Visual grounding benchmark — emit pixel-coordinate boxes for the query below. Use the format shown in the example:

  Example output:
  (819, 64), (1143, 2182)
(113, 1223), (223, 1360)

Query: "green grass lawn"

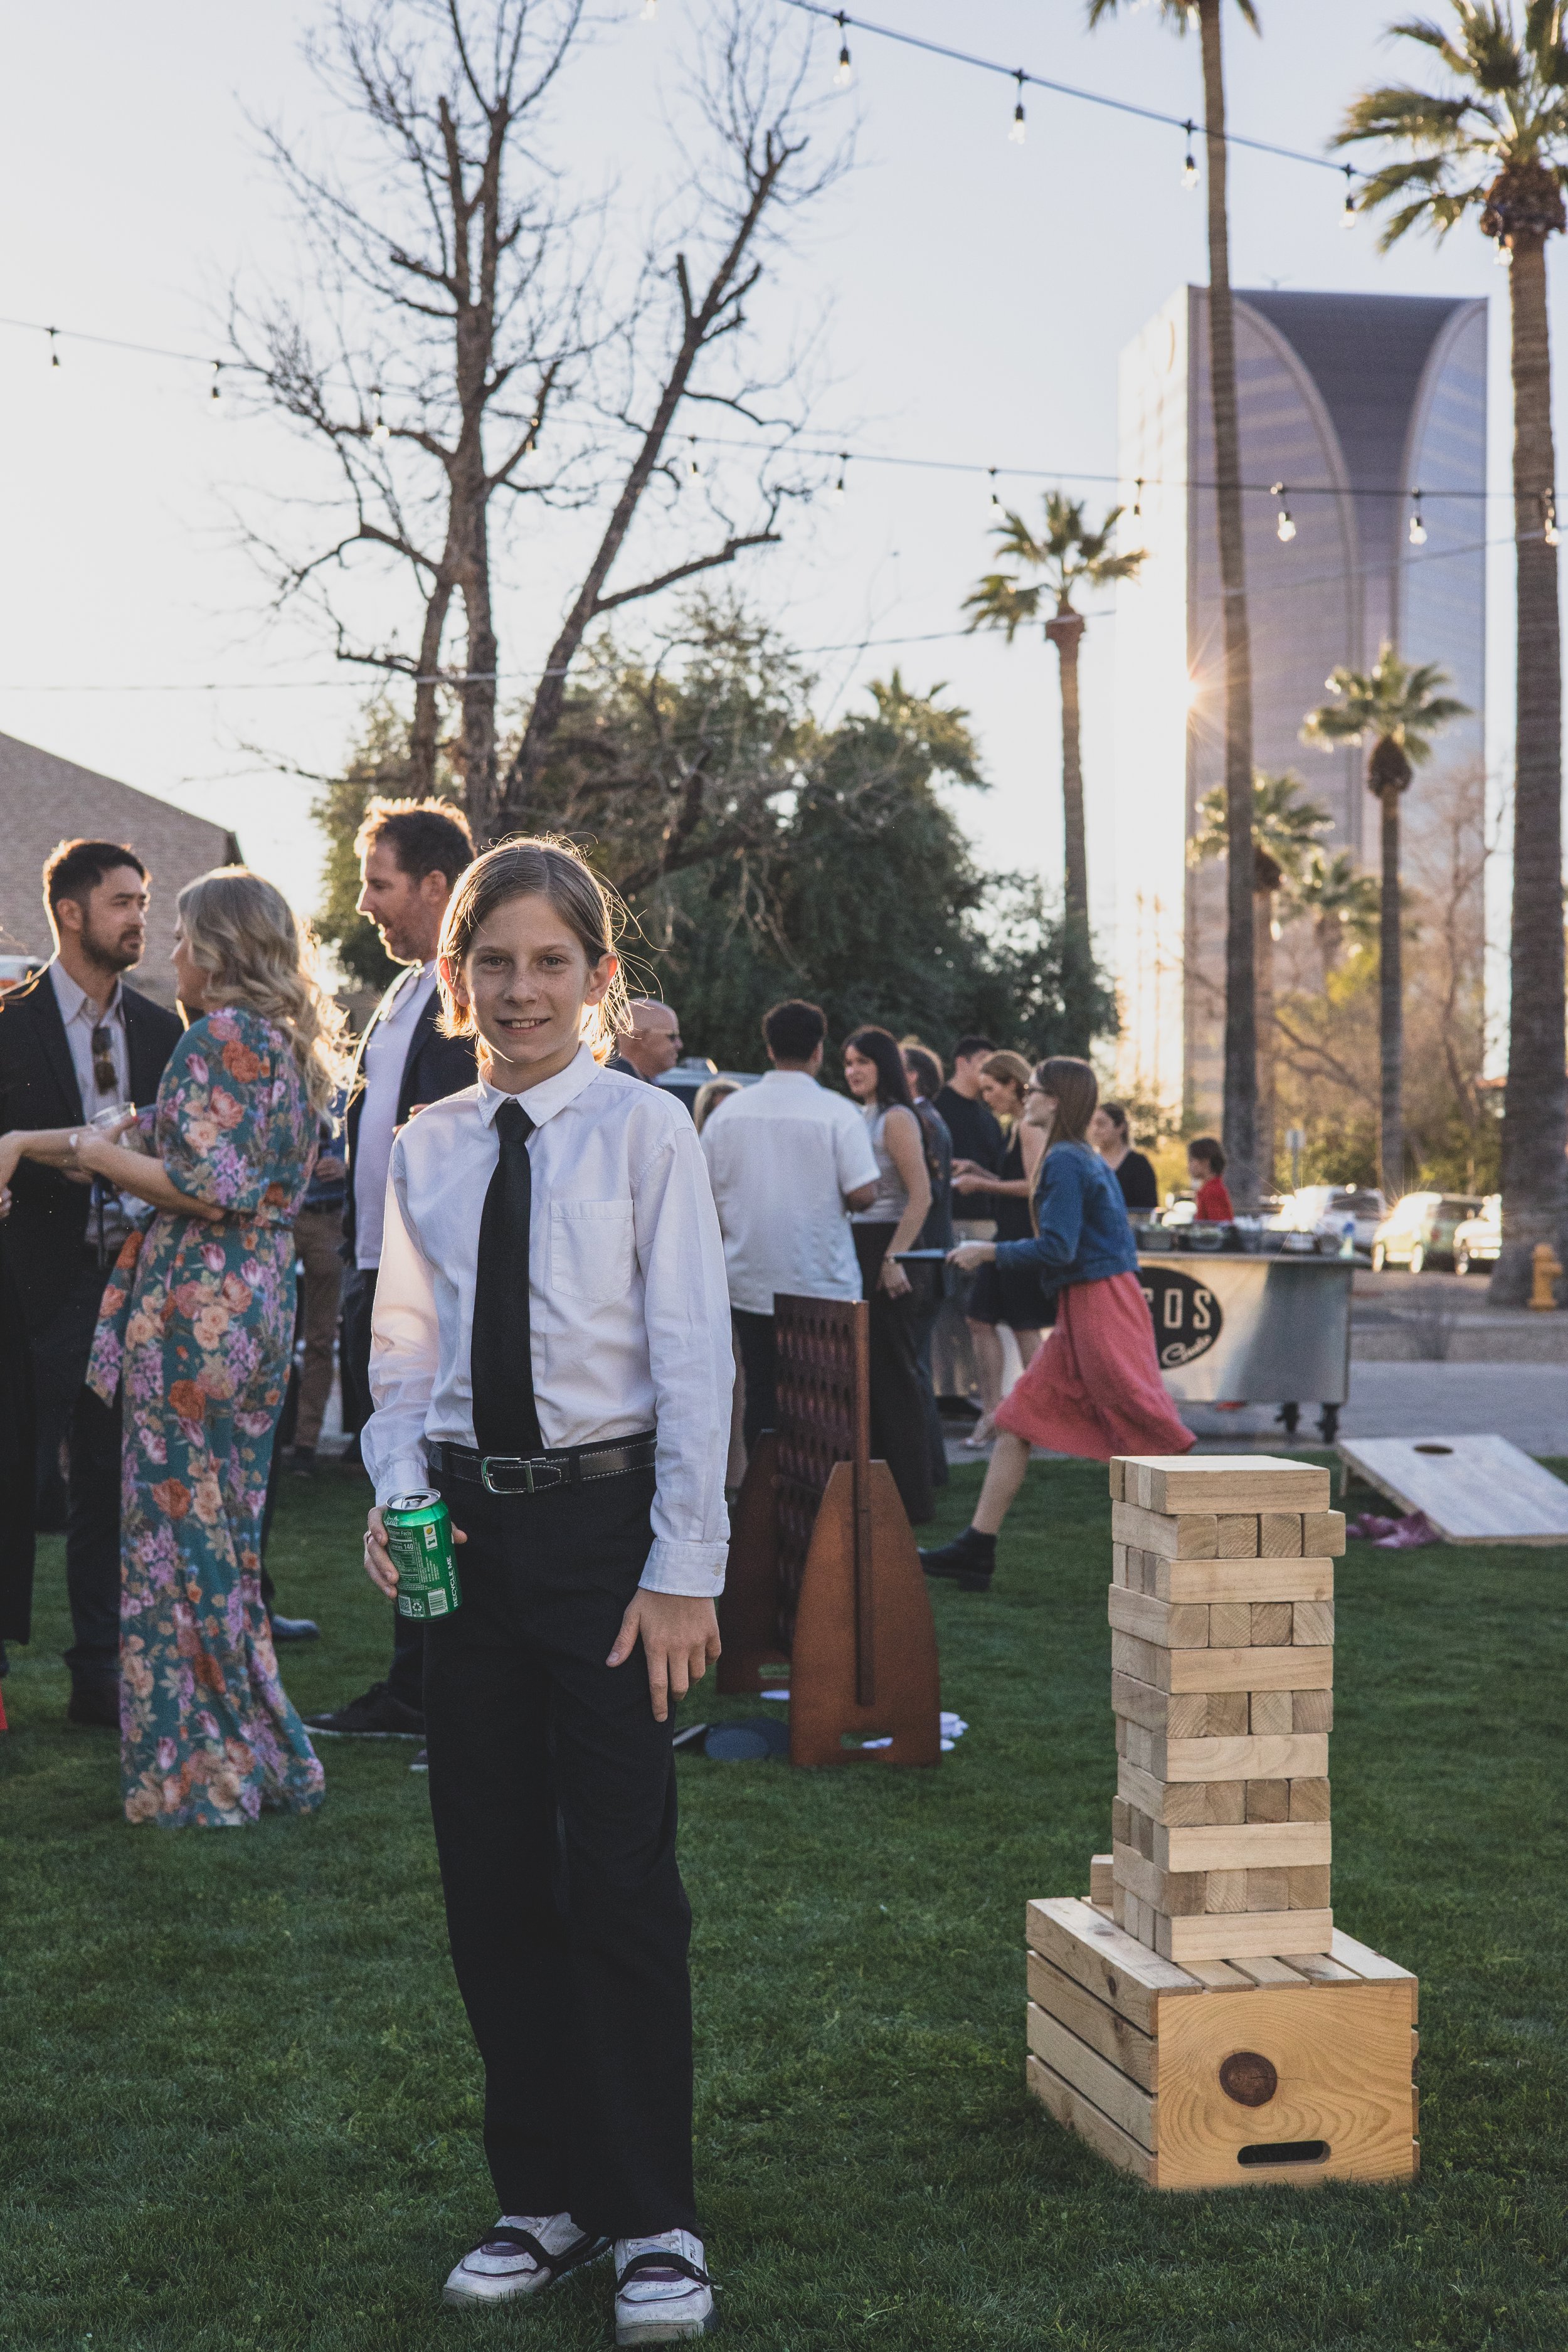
(2, 1454), (1565, 2351)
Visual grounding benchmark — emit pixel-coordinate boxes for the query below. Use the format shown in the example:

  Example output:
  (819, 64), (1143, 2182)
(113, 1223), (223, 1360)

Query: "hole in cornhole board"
(1237, 2140), (1330, 2168)
(702, 1718), (791, 1762)
(1337, 1432), (1568, 1544)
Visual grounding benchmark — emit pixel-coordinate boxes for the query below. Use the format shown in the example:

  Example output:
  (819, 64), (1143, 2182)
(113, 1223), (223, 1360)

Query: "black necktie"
(470, 1098), (544, 1459)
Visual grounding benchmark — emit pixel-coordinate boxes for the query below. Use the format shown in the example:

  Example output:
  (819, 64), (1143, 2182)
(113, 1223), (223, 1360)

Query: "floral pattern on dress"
(88, 1007), (326, 1829)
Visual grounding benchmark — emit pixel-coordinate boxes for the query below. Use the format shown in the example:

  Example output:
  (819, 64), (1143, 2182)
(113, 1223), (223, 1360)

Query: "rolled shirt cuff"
(638, 1537), (729, 1597)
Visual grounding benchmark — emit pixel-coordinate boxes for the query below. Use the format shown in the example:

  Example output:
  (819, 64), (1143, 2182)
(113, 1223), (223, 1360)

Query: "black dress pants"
(852, 1223), (935, 1525)
(731, 1307), (777, 1454)
(423, 1463), (696, 2238)
(342, 1263), (425, 1711)
(28, 1254), (123, 1690)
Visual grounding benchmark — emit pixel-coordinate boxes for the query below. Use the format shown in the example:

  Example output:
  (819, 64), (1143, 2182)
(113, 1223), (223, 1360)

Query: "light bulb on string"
(834, 13), (851, 87)
(1271, 482), (1296, 543)
(1009, 71), (1026, 145)
(829, 455), (847, 505)
(1495, 237), (1512, 267)
(370, 388), (391, 446)
(209, 362), (223, 406)
(1342, 166), (1356, 229)
(687, 435), (700, 482)
(988, 467), (1001, 517)
(1407, 491), (1426, 547)
(1182, 124), (1197, 188)
(1132, 477), (1143, 518)
(1543, 489), (1560, 547)
(47, 327), (60, 371)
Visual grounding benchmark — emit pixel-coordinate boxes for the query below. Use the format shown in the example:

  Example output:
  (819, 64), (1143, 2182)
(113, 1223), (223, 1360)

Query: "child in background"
(1187, 1135), (1234, 1224)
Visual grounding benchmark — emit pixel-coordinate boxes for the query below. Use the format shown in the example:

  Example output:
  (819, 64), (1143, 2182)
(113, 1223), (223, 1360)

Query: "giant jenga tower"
(1027, 1455), (1419, 2190)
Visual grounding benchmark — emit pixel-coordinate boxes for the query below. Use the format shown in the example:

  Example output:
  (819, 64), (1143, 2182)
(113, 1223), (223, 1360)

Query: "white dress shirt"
(354, 961), (437, 1269)
(50, 960), (130, 1115)
(699, 1069), (880, 1315)
(363, 1044), (733, 1596)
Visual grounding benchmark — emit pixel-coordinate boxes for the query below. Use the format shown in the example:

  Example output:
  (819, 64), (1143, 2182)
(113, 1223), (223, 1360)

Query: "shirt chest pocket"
(548, 1199), (635, 1306)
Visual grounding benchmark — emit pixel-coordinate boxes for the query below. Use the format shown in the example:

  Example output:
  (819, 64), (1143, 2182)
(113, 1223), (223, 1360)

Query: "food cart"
(1135, 1230), (1352, 1441)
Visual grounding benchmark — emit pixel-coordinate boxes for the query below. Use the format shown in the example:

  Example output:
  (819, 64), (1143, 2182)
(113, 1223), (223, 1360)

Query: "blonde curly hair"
(176, 867), (350, 1120)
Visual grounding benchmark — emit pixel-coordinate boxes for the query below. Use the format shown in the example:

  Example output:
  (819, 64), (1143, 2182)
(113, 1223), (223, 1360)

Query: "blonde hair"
(980, 1049), (1033, 1107)
(693, 1076), (741, 1133)
(176, 868), (349, 1120)
(437, 835), (632, 1063)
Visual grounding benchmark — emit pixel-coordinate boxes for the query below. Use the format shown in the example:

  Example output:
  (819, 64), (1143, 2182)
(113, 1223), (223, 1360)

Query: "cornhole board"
(1337, 1433), (1568, 1545)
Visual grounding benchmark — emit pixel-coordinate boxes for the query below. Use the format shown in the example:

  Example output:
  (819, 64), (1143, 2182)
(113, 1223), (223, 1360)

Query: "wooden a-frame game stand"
(716, 1293), (940, 1767)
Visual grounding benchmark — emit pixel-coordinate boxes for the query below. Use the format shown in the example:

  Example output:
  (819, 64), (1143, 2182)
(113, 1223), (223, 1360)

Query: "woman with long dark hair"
(843, 1024), (934, 1523)
(919, 1056), (1192, 1592)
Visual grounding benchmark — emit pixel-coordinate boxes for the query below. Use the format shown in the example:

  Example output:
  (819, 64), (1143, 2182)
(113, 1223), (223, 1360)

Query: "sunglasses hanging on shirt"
(91, 1023), (118, 1096)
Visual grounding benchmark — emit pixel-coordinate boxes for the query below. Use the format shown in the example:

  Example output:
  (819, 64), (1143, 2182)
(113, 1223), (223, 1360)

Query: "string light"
(1271, 482), (1296, 543)
(1010, 70), (1026, 145)
(1495, 238), (1512, 267)
(48, 327), (60, 371)
(988, 467), (1001, 515)
(1407, 491), (1426, 546)
(1132, 477), (1143, 517)
(687, 435), (700, 480)
(1543, 489), (1560, 547)
(370, 388), (390, 445)
(1342, 166), (1356, 229)
(209, 362), (223, 405)
(1183, 124), (1198, 188)
(829, 454), (847, 503)
(834, 12), (852, 86)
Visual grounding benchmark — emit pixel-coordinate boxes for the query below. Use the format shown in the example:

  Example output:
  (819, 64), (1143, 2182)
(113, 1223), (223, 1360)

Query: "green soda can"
(383, 1492), (462, 1621)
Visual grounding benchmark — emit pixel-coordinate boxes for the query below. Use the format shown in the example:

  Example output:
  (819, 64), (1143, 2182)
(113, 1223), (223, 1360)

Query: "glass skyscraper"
(1113, 285), (1486, 1126)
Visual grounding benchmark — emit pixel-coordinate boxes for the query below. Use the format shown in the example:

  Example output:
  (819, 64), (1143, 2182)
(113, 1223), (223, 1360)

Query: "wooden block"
(1203, 1870), (1247, 1912)
(1107, 1587), (1211, 1650)
(1089, 1853), (1114, 1907)
(1159, 1907), (1334, 1963)
(1289, 1777), (1331, 1822)
(1205, 1693), (1249, 1738)
(1293, 1599), (1335, 1648)
(1278, 1949), (1360, 1984)
(1112, 1502), (1217, 1559)
(1251, 1601), (1294, 1646)
(1111, 1794), (1131, 1848)
(1027, 1949), (1157, 2090)
(1183, 1958), (1253, 1988)
(1246, 1779), (1290, 1823)
(1112, 1541), (1129, 1587)
(1216, 1515), (1260, 1556)
(1121, 1719), (1153, 1772)
(1292, 1689), (1334, 1734)
(1157, 1557), (1335, 1605)
(1290, 1865), (1333, 1909)
(1208, 1602), (1253, 1649)
(1026, 2053), (1154, 2183)
(1303, 1509), (1347, 1557)
(1027, 2001), (1158, 2149)
(1260, 1512), (1305, 1557)
(1159, 1820), (1331, 1873)
(1128, 1805), (1155, 1860)
(1246, 1868), (1291, 1912)
(1250, 1690), (1293, 1736)
(1117, 1643), (1333, 1698)
(1138, 1456), (1332, 1515)
(1205, 1779), (1246, 1823)
(1226, 1954), (1310, 1986)
(1160, 1732), (1329, 1784)
(1111, 1879), (1127, 1929)
(1108, 1458), (1127, 1502)
(1025, 1897), (1203, 2032)
(1113, 1841), (1207, 1915)
(1112, 1668), (1210, 1737)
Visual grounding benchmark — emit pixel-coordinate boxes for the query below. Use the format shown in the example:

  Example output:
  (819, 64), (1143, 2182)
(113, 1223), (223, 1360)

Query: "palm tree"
(1192, 771), (1333, 1186)
(963, 496), (1146, 1041)
(1293, 849), (1382, 987)
(1303, 644), (1470, 1193)
(1089, 0), (1263, 1204)
(1337, 4), (1567, 1295)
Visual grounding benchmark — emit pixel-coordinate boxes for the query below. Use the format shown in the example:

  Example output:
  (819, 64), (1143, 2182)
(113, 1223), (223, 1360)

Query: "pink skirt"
(993, 1271), (1195, 1462)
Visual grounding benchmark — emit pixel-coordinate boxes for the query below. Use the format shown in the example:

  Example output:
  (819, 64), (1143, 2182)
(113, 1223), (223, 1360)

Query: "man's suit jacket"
(341, 971), (478, 1262)
(0, 967), (183, 1330)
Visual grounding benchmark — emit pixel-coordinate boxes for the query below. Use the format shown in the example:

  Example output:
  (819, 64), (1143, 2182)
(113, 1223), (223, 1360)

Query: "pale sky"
(0, 0), (1539, 960)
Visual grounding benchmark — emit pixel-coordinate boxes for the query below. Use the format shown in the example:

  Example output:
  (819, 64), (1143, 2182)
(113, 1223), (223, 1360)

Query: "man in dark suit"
(306, 797), (477, 1743)
(0, 839), (183, 1726)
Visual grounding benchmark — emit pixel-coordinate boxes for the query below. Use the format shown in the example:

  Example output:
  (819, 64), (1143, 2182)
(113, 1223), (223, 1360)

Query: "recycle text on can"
(383, 1492), (462, 1621)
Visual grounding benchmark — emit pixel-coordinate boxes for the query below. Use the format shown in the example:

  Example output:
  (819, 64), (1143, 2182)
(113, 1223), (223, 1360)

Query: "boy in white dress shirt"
(361, 839), (731, 2343)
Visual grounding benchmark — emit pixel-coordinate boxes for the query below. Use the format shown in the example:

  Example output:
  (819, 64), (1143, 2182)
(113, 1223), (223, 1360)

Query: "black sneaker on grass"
(918, 1527), (995, 1592)
(304, 1679), (425, 1738)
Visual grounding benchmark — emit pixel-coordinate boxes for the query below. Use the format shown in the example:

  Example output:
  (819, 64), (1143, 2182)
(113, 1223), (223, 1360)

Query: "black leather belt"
(428, 1433), (657, 1496)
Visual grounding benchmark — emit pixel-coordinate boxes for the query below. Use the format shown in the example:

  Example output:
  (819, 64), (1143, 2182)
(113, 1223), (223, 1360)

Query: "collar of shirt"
(474, 1041), (602, 1130)
(50, 961), (124, 1028)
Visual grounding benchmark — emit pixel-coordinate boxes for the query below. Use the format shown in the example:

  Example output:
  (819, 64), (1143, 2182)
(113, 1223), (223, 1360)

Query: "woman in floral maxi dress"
(68, 870), (346, 1826)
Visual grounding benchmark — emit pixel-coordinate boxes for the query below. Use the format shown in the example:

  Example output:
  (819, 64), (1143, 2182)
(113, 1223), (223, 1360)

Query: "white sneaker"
(442, 2211), (609, 2307)
(613, 2230), (716, 2343)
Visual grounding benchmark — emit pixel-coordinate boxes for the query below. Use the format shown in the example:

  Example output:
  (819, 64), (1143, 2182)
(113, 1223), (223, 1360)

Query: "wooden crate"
(1025, 1895), (1418, 2191)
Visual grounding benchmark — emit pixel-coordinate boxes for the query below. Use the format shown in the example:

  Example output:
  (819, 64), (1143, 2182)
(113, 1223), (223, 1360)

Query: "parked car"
(1453, 1194), (1502, 1276)
(1271, 1184), (1387, 1256)
(1370, 1191), (1484, 1273)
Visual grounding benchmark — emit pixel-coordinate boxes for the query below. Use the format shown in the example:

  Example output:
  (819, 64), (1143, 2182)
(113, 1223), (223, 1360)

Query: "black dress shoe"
(918, 1528), (996, 1592)
(304, 1679), (425, 1739)
(287, 1444), (317, 1476)
(269, 1614), (320, 1644)
(66, 1683), (120, 1730)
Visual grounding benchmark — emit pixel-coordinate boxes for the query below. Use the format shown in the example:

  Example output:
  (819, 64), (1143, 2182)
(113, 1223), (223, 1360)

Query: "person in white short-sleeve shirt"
(699, 997), (878, 1452)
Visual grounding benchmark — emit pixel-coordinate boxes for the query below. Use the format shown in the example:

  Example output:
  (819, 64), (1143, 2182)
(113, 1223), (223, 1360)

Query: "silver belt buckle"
(480, 1453), (565, 1495)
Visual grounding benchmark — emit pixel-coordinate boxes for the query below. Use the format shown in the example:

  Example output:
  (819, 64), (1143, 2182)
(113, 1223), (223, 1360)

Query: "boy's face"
(1188, 1154), (1211, 1186)
(444, 891), (615, 1093)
